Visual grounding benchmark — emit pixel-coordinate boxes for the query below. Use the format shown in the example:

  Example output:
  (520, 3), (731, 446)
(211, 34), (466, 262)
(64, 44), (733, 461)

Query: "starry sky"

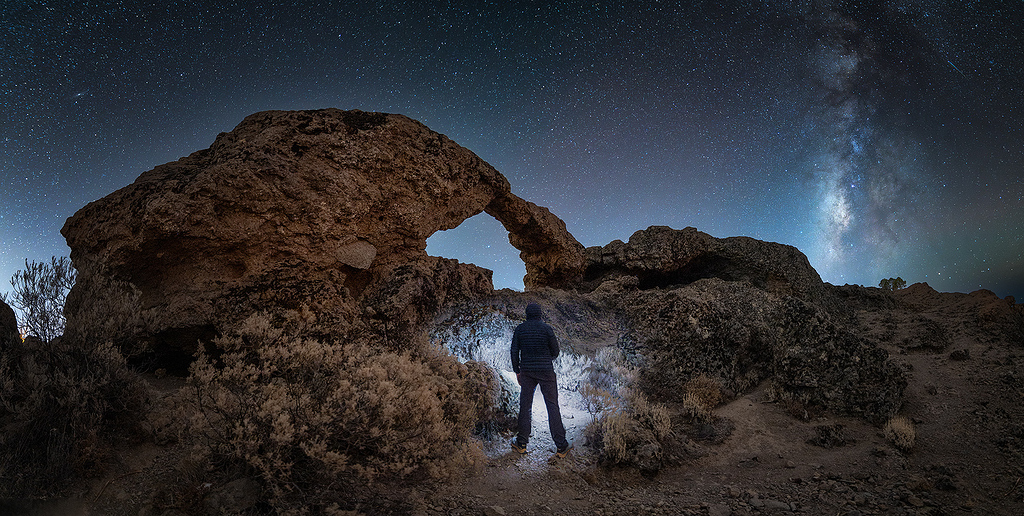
(2, 0), (1022, 301)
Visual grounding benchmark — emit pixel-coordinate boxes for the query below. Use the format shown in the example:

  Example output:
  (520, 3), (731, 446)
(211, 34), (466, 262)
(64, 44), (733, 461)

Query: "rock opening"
(431, 305), (594, 453)
(426, 213), (526, 291)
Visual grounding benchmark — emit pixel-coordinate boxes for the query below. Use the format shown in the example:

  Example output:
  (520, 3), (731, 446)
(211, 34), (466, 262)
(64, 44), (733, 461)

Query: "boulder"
(61, 109), (583, 354)
(582, 225), (836, 310)
(607, 278), (906, 423)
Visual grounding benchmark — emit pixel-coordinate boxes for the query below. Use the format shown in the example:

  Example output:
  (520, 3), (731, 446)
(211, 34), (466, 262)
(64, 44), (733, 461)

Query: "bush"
(581, 347), (672, 473)
(2, 257), (76, 342)
(680, 374), (722, 424)
(597, 389), (672, 473)
(176, 314), (493, 513)
(879, 277), (907, 292)
(884, 415), (916, 452)
(0, 336), (149, 499)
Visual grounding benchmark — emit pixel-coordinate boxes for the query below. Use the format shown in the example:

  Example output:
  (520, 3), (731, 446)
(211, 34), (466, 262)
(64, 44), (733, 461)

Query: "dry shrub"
(680, 374), (722, 423)
(596, 389), (672, 474)
(884, 415), (916, 452)
(581, 347), (672, 473)
(0, 336), (149, 499)
(808, 423), (849, 448)
(179, 314), (492, 513)
(587, 347), (637, 393)
(580, 382), (619, 425)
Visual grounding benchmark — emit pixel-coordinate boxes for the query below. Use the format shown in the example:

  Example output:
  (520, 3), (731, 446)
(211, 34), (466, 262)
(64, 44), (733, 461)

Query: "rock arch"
(62, 109), (583, 347)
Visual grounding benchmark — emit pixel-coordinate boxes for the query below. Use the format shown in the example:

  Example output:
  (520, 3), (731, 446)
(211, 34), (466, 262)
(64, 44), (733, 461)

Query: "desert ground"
(11, 284), (1023, 516)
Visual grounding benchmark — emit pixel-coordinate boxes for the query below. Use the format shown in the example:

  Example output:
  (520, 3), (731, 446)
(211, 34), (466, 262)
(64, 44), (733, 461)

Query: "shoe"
(554, 444), (573, 458)
(511, 440), (527, 454)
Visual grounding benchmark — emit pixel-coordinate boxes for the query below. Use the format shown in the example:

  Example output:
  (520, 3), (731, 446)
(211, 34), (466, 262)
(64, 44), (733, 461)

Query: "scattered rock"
(708, 503), (732, 516)
(763, 498), (792, 511)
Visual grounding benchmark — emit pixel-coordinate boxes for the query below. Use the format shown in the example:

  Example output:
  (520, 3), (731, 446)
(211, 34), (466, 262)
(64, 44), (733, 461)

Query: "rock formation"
(1, 298), (17, 347)
(582, 225), (836, 309)
(574, 226), (906, 422)
(62, 109), (583, 354)
(61, 107), (910, 423)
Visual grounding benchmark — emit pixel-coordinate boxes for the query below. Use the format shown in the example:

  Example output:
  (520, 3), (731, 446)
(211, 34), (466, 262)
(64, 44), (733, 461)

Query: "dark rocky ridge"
(582, 225), (832, 306)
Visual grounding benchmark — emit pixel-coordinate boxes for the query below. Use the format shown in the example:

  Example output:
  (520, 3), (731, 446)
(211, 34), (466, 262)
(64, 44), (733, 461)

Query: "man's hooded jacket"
(511, 302), (560, 373)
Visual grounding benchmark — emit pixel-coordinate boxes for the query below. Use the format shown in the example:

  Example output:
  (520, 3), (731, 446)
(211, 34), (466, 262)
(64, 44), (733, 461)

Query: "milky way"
(2, 0), (1022, 303)
(804, 4), (929, 284)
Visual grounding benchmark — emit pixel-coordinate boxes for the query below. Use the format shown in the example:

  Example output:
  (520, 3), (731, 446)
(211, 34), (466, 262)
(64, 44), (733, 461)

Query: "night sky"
(2, 1), (1022, 301)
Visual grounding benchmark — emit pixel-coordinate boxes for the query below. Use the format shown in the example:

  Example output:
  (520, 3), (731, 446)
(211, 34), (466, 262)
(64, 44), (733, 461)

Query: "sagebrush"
(680, 374), (723, 424)
(2, 256), (76, 342)
(173, 313), (495, 513)
(0, 335), (149, 499)
(581, 347), (672, 473)
(598, 389), (672, 470)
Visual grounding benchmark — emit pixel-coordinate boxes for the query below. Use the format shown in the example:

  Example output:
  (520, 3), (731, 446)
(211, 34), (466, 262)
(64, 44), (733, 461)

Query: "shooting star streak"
(947, 60), (967, 77)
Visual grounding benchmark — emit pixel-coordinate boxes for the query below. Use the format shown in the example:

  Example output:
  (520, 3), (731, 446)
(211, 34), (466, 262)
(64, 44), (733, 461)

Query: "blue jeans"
(515, 370), (568, 449)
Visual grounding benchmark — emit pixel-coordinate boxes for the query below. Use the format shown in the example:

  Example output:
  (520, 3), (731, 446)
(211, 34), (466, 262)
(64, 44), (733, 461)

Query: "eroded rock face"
(62, 109), (583, 351)
(486, 194), (585, 289)
(582, 226), (835, 309)
(564, 226), (905, 423)
(605, 278), (906, 423)
(1, 298), (17, 346)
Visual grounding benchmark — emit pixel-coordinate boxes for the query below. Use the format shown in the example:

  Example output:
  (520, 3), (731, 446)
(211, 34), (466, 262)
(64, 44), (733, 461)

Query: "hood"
(525, 302), (543, 321)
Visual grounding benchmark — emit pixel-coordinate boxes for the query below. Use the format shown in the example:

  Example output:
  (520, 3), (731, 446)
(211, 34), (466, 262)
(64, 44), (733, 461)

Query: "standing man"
(510, 302), (571, 457)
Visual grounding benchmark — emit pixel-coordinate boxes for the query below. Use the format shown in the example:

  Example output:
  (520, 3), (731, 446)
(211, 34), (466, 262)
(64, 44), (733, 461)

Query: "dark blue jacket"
(511, 303), (559, 373)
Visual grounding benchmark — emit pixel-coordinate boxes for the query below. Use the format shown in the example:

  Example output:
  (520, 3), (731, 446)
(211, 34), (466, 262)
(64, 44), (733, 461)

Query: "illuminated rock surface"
(62, 109), (583, 352)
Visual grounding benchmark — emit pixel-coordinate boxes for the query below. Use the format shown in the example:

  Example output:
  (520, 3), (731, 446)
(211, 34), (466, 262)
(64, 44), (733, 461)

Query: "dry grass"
(581, 346), (672, 472)
(884, 415), (916, 452)
(680, 374), (722, 423)
(600, 389), (672, 462)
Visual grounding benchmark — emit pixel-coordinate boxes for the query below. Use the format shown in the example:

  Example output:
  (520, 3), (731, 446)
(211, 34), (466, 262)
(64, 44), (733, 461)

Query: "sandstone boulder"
(62, 109), (583, 354)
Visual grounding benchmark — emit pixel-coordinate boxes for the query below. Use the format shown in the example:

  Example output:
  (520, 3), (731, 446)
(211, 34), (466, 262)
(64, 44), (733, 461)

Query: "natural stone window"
(426, 213), (526, 291)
